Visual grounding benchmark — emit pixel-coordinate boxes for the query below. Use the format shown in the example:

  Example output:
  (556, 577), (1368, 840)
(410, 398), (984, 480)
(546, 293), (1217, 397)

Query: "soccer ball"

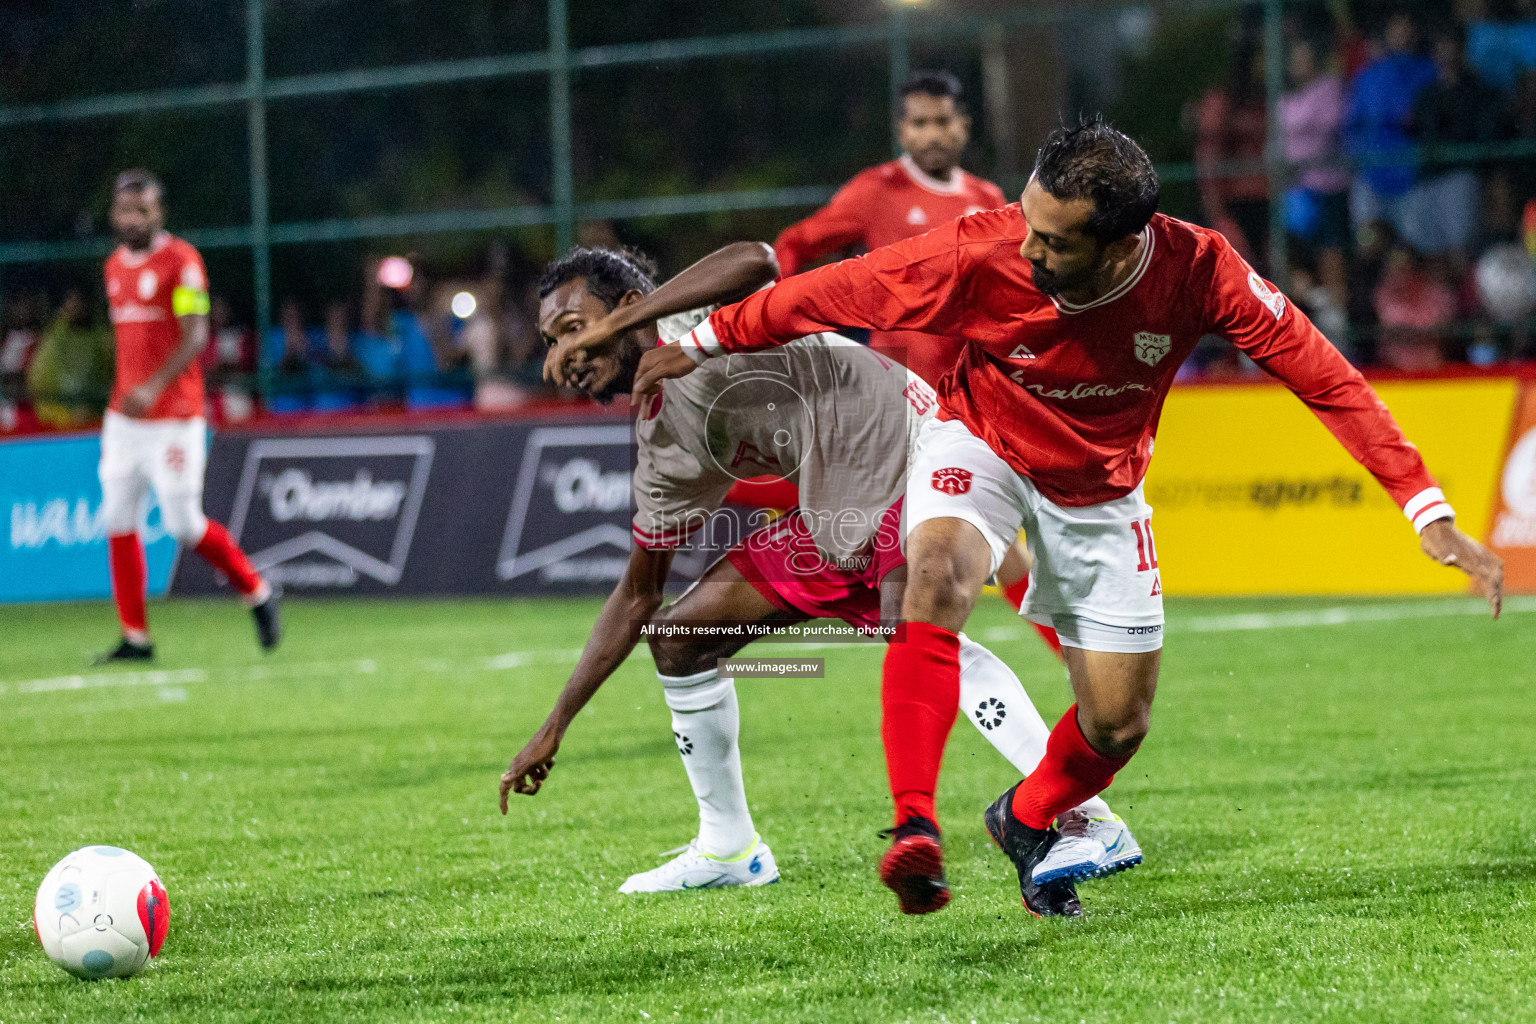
(34, 846), (169, 979)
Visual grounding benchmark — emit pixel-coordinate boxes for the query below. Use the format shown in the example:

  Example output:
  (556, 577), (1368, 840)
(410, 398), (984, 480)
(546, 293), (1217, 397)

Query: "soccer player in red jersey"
(593, 119), (1505, 917)
(773, 70), (1007, 389)
(96, 170), (280, 663)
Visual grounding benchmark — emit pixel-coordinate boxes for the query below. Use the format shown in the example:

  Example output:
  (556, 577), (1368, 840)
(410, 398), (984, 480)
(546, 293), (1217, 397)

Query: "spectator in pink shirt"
(1278, 35), (1352, 339)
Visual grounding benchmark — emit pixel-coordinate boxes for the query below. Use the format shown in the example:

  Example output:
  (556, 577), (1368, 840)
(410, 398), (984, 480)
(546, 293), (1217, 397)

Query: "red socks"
(1029, 620), (1064, 659)
(1001, 575), (1030, 610)
(193, 520), (264, 598)
(882, 621), (961, 826)
(1001, 575), (1064, 659)
(110, 522), (263, 640)
(108, 533), (148, 639)
(1010, 704), (1133, 829)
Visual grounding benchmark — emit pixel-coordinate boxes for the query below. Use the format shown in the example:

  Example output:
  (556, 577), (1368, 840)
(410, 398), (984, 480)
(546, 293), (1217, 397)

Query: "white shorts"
(903, 418), (1164, 653)
(99, 410), (209, 542)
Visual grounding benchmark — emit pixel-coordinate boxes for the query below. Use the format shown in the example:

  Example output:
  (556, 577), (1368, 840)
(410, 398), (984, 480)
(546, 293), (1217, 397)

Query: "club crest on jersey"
(931, 467), (972, 495)
(137, 270), (158, 301)
(906, 205), (928, 226)
(1248, 271), (1287, 320)
(1133, 331), (1171, 367)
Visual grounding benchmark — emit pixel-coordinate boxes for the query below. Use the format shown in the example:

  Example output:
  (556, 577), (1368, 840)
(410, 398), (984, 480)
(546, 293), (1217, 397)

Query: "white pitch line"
(5, 597), (1521, 695)
(972, 597), (1532, 645)
(10, 667), (208, 695)
(1178, 596), (1535, 633)
(0, 650), (586, 699)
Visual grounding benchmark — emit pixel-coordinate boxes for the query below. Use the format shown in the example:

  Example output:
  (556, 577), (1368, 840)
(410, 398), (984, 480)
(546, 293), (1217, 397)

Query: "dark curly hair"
(899, 69), (964, 110)
(1032, 116), (1160, 246)
(537, 246), (658, 310)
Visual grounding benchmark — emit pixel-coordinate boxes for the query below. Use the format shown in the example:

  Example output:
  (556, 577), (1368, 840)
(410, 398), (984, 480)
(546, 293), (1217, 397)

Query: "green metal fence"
(1, 0), (1531, 352)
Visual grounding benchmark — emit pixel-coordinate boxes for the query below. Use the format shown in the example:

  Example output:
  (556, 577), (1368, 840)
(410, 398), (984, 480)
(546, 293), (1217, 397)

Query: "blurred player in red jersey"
(774, 70), (1057, 654)
(587, 119), (1505, 918)
(96, 170), (280, 663)
(774, 70), (1006, 388)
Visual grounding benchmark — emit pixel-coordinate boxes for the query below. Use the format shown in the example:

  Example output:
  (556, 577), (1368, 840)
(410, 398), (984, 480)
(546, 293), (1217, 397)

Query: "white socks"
(657, 641), (1113, 858)
(957, 634), (1113, 820)
(659, 668), (757, 859)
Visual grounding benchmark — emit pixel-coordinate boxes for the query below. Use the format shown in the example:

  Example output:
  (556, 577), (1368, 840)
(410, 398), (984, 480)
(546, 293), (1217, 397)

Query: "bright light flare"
(377, 256), (413, 290)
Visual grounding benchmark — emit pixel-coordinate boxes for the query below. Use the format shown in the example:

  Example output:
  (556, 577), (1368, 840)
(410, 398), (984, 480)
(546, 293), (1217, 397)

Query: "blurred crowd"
(0, 248), (557, 433)
(6, 1), (1536, 432)
(1188, 0), (1536, 376)
(255, 250), (550, 420)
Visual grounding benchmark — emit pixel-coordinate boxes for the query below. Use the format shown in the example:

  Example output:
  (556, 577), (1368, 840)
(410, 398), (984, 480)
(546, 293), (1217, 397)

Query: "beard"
(1029, 258), (1100, 298)
(114, 226), (154, 251)
(585, 335), (644, 405)
(912, 145), (958, 177)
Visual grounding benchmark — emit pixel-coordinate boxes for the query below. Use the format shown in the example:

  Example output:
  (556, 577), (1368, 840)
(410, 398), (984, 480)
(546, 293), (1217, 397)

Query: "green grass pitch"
(0, 593), (1533, 1022)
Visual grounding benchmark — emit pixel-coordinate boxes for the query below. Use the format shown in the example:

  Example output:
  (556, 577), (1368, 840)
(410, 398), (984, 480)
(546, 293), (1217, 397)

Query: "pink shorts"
(725, 500), (904, 633)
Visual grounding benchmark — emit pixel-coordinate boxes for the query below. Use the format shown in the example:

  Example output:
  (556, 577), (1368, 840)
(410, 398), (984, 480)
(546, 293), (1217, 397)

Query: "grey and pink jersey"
(631, 306), (937, 564)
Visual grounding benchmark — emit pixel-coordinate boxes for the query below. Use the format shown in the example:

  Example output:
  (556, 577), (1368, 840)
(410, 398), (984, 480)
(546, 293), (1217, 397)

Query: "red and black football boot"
(878, 815), (951, 915)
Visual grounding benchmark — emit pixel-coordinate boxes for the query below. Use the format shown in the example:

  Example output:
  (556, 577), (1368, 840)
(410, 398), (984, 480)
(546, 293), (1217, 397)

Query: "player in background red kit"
(774, 69), (1006, 390)
(773, 70), (1058, 655)
(96, 170), (280, 663)
(605, 119), (1505, 918)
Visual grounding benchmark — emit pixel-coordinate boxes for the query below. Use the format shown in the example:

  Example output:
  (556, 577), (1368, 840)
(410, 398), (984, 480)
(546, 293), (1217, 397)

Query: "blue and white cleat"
(617, 835), (779, 893)
(1031, 809), (1143, 886)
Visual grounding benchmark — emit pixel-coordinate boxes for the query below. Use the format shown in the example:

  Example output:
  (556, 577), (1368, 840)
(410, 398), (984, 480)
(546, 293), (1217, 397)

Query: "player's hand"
(121, 383), (160, 419)
(500, 723), (562, 809)
(1420, 519), (1504, 619)
(630, 344), (699, 404)
(542, 315), (619, 386)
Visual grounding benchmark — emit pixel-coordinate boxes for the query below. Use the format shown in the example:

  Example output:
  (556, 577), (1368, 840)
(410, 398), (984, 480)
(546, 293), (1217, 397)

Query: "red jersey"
(105, 232), (207, 420)
(774, 157), (1008, 387)
(685, 208), (1448, 528)
(774, 156), (1008, 275)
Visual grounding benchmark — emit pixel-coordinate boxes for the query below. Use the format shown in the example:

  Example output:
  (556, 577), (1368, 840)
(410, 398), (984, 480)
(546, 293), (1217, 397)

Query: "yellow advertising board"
(1146, 377), (1517, 595)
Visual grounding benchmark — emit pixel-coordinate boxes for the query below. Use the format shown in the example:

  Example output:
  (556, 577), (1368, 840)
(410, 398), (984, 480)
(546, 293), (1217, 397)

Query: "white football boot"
(617, 835), (779, 894)
(1031, 808), (1143, 885)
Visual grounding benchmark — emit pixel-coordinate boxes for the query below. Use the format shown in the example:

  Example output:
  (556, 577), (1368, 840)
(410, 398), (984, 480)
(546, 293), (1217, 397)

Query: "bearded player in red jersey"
(775, 70), (1060, 656)
(582, 119), (1505, 918)
(96, 170), (280, 663)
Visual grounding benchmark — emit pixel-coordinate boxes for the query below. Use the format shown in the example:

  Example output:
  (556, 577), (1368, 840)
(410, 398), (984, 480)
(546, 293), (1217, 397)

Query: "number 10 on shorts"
(1131, 519), (1158, 573)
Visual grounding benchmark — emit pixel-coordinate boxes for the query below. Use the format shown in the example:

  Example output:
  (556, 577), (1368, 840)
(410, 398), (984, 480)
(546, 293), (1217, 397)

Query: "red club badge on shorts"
(165, 445), (186, 473)
(931, 467), (973, 495)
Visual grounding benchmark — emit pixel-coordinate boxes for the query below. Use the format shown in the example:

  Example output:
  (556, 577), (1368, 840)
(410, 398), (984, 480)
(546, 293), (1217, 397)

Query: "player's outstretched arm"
(499, 544), (674, 809)
(772, 182), (869, 277)
(684, 219), (969, 359)
(545, 241), (780, 385)
(1420, 520), (1504, 618)
(1207, 242), (1504, 619)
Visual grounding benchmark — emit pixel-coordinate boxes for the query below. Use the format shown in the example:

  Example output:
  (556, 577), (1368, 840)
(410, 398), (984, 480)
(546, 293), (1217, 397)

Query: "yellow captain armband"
(172, 286), (211, 316)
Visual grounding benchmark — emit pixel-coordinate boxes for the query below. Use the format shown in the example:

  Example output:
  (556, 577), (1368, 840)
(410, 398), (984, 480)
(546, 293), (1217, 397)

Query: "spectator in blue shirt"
(1466, 0), (1536, 91)
(1346, 12), (1438, 234)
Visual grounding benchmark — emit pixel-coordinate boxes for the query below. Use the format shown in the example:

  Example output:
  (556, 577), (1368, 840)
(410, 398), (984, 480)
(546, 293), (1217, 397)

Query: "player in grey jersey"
(499, 243), (1138, 901)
